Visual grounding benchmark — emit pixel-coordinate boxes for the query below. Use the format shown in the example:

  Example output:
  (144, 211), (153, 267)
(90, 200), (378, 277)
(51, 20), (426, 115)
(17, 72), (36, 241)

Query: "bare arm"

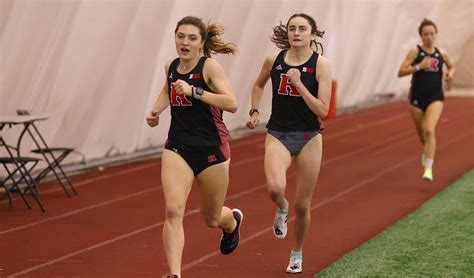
(398, 47), (435, 77)
(202, 58), (238, 113)
(441, 49), (455, 90)
(146, 62), (171, 127)
(441, 49), (455, 79)
(288, 56), (332, 119)
(247, 53), (277, 128)
(252, 53), (276, 110)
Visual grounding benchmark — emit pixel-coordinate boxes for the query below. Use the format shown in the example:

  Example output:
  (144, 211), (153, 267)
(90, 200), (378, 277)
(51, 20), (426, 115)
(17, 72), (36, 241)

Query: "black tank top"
(410, 45), (444, 95)
(167, 56), (229, 149)
(267, 50), (321, 132)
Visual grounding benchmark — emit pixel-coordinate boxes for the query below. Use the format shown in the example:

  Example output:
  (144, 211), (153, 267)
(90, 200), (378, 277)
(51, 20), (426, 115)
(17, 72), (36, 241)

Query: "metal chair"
(0, 142), (46, 212)
(16, 109), (78, 197)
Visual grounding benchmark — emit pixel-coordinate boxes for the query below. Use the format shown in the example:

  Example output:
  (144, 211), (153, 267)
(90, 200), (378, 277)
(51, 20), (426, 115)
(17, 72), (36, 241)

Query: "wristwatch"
(192, 86), (204, 99)
(249, 108), (259, 116)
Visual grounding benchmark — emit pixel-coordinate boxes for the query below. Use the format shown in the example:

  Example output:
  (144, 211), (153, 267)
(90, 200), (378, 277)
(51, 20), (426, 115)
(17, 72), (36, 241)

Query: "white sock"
(291, 250), (303, 259)
(425, 159), (434, 170)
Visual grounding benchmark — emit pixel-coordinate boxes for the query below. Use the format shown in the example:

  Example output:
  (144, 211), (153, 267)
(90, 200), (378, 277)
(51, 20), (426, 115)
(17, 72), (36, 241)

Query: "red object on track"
(326, 80), (337, 120)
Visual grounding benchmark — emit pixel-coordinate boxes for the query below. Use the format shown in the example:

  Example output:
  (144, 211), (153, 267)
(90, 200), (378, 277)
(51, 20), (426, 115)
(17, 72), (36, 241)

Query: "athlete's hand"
(445, 73), (453, 91)
(287, 68), (302, 85)
(246, 112), (260, 129)
(419, 57), (431, 70)
(172, 80), (193, 97)
(146, 110), (159, 127)
(445, 72), (453, 82)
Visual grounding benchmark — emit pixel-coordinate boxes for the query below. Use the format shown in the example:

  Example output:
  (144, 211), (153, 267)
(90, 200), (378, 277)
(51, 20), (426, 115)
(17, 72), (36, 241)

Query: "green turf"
(316, 169), (474, 277)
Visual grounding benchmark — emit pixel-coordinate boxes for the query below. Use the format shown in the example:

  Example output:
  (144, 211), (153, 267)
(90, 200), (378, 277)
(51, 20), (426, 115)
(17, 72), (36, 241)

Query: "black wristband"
(249, 108), (259, 116)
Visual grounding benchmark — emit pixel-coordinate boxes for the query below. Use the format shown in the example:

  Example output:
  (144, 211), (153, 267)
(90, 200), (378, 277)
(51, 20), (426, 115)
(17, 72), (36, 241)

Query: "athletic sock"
(425, 158), (434, 170)
(291, 250), (303, 259)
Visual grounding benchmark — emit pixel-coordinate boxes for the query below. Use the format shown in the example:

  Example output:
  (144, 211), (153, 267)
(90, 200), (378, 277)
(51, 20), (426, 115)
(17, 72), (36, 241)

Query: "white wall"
(1, 0), (472, 163)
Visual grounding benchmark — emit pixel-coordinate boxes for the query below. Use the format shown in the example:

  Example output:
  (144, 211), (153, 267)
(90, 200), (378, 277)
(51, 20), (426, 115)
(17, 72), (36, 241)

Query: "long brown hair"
(418, 18), (437, 35)
(175, 16), (237, 57)
(271, 13), (325, 54)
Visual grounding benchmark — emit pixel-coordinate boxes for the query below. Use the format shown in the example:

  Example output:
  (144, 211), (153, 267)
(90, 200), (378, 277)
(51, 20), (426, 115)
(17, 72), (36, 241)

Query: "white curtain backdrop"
(1, 0), (473, 164)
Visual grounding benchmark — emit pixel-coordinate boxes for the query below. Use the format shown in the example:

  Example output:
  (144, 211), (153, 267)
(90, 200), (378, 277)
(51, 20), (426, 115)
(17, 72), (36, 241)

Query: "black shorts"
(409, 91), (444, 112)
(164, 140), (230, 176)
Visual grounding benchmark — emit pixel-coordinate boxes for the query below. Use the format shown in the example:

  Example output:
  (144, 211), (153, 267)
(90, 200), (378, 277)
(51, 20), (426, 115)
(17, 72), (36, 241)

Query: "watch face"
(194, 87), (203, 99)
(197, 87), (204, 96)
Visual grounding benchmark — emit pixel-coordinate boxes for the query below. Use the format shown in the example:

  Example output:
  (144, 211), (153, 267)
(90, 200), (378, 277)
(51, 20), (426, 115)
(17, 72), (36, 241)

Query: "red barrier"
(326, 80), (337, 120)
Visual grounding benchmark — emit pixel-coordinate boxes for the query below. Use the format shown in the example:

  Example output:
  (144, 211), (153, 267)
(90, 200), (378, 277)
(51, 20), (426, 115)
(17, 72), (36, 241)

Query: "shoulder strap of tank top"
(272, 50), (287, 68)
(416, 45), (424, 54)
(196, 56), (207, 72)
(169, 58), (180, 73)
(434, 47), (445, 63)
(312, 51), (319, 68)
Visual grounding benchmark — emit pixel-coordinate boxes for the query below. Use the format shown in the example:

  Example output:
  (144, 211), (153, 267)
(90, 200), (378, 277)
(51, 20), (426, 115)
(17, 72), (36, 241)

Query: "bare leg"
(195, 160), (236, 233)
(423, 101), (444, 160)
(410, 105), (425, 145)
(264, 134), (292, 210)
(293, 134), (322, 252)
(161, 150), (194, 277)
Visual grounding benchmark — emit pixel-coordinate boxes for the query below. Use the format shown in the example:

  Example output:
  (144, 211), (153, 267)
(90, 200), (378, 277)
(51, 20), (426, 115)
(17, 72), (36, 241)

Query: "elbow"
(253, 83), (265, 94)
(227, 100), (238, 113)
(320, 109), (329, 120)
(397, 67), (405, 77)
(317, 105), (329, 119)
(228, 106), (238, 113)
(398, 68), (408, 78)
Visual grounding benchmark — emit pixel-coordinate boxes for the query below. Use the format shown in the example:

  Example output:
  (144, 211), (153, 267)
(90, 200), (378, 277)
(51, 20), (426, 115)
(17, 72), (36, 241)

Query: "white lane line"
(2, 110), (409, 204)
(181, 131), (473, 272)
(8, 115), (470, 277)
(0, 125), (416, 236)
(0, 187), (159, 235)
(7, 131), (472, 277)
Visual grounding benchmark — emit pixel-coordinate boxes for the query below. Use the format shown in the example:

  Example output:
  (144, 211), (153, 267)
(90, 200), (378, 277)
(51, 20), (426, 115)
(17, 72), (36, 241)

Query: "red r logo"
(278, 74), (301, 97)
(429, 58), (439, 72)
(170, 85), (192, 106)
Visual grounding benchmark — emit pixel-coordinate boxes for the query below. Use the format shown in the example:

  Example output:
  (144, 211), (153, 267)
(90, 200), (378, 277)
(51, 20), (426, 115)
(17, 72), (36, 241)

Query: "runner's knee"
(165, 204), (185, 221)
(203, 215), (220, 228)
(423, 125), (435, 138)
(294, 201), (310, 216)
(267, 181), (285, 200)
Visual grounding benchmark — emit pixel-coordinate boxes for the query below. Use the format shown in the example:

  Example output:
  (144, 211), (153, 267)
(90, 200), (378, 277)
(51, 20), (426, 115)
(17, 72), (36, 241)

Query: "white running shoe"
(286, 252), (303, 273)
(273, 208), (288, 239)
(423, 169), (433, 181)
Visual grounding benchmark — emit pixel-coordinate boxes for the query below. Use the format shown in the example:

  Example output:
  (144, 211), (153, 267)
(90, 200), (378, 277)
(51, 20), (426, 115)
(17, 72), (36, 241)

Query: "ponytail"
(203, 22), (237, 57)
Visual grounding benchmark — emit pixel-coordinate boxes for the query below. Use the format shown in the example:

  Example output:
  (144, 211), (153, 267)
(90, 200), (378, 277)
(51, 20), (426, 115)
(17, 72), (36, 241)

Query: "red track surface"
(1, 97), (473, 278)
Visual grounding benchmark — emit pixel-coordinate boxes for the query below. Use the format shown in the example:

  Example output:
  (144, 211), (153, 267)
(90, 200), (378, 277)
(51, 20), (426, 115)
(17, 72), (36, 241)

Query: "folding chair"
(16, 110), (78, 197)
(0, 141), (46, 212)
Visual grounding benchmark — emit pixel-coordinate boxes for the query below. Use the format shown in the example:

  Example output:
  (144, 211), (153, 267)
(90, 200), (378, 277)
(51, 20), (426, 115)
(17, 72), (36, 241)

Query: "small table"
(0, 115), (77, 197)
